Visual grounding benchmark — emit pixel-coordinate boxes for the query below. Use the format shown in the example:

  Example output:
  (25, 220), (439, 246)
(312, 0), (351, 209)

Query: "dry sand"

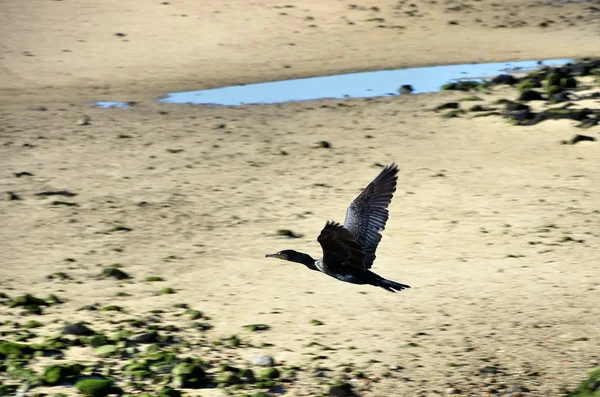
(1, 0), (600, 396)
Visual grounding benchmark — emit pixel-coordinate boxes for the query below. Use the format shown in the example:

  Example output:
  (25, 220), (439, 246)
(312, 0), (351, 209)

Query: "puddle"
(158, 58), (572, 106)
(95, 101), (131, 108)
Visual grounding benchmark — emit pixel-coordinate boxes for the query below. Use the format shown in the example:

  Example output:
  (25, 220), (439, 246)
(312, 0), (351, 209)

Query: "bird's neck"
(290, 252), (317, 270)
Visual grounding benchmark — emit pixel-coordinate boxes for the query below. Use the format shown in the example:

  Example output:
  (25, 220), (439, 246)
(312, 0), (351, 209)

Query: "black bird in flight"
(266, 163), (410, 292)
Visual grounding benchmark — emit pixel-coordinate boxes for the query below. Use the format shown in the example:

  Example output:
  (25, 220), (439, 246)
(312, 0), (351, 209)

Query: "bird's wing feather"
(317, 221), (366, 272)
(343, 163), (399, 269)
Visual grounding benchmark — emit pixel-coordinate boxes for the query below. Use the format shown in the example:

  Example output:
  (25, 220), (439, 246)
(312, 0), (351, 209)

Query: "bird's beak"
(265, 253), (279, 259)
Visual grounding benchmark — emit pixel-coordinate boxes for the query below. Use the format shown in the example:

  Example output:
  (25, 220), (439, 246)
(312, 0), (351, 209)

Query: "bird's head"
(266, 250), (315, 267)
(265, 249), (299, 262)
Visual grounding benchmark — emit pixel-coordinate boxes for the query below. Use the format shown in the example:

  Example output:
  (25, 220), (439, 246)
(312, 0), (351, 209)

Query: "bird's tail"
(379, 277), (411, 293)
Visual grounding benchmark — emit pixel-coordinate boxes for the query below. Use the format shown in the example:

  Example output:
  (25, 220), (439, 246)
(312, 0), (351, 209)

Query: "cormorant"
(265, 163), (410, 292)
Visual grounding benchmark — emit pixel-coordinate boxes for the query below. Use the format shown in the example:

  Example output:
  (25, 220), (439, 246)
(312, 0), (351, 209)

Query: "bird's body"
(266, 163), (410, 292)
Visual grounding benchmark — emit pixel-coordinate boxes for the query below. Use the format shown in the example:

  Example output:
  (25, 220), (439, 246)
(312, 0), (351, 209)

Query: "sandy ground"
(1, 0), (600, 396)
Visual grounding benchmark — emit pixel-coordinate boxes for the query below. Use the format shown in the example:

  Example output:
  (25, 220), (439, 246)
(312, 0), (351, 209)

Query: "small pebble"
(252, 355), (275, 367)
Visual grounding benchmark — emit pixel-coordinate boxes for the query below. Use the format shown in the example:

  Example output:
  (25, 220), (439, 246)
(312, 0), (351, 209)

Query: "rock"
(239, 368), (256, 382)
(14, 172), (34, 177)
(442, 109), (466, 118)
(435, 102), (459, 111)
(124, 361), (150, 379)
(577, 119), (598, 129)
(260, 367), (280, 379)
(244, 324), (271, 332)
(441, 81), (481, 91)
(276, 229), (302, 238)
(504, 101), (530, 112)
(35, 190), (77, 197)
(479, 365), (500, 374)
(216, 371), (241, 385)
(252, 355), (275, 366)
(101, 267), (130, 280)
(469, 105), (494, 112)
(399, 84), (414, 94)
(158, 387), (182, 397)
(548, 92), (573, 103)
(77, 116), (91, 126)
(492, 74), (518, 85)
(8, 294), (49, 308)
(172, 362), (206, 388)
(517, 90), (544, 101)
(134, 331), (158, 344)
(329, 381), (354, 397)
(95, 344), (118, 357)
(507, 109), (535, 125)
(43, 363), (81, 385)
(75, 378), (114, 397)
(561, 134), (596, 145)
(87, 334), (108, 347)
(62, 322), (94, 336)
(7, 192), (22, 200)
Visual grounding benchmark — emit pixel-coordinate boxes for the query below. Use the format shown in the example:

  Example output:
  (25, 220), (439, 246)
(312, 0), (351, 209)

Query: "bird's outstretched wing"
(343, 163), (399, 269)
(317, 221), (366, 271)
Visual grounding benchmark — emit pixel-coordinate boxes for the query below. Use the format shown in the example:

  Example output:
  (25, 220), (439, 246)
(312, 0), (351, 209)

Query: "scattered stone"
(133, 331), (159, 344)
(516, 78), (541, 91)
(435, 102), (459, 111)
(244, 323), (271, 332)
(329, 380), (354, 397)
(561, 134), (596, 145)
(459, 96), (483, 102)
(441, 81), (487, 91)
(577, 119), (598, 129)
(185, 309), (203, 320)
(216, 371), (241, 385)
(95, 344), (118, 357)
(469, 104), (494, 112)
(517, 90), (544, 101)
(52, 200), (78, 207)
(14, 172), (34, 177)
(492, 74), (518, 86)
(157, 387), (183, 397)
(88, 334), (108, 347)
(504, 101), (530, 112)
(47, 271), (72, 281)
(7, 192), (22, 200)
(145, 276), (165, 282)
(75, 377), (116, 397)
(317, 140), (332, 148)
(479, 365), (500, 374)
(100, 305), (122, 311)
(311, 319), (324, 326)
(62, 322), (94, 336)
(442, 109), (466, 118)
(172, 362), (207, 388)
(77, 115), (91, 126)
(101, 267), (130, 280)
(398, 84), (413, 94)
(35, 190), (77, 197)
(43, 363), (82, 385)
(277, 229), (303, 238)
(252, 355), (275, 367)
(260, 367), (280, 379)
